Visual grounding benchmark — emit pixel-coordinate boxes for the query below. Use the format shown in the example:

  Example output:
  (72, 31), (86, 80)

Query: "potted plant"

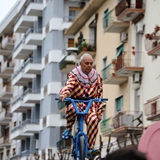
(112, 58), (117, 64)
(81, 42), (88, 51)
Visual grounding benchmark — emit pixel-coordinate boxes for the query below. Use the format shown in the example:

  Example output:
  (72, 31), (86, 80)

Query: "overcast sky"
(0, 0), (19, 23)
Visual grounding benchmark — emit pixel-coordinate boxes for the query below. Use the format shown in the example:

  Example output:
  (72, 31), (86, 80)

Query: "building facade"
(0, 0), (160, 160)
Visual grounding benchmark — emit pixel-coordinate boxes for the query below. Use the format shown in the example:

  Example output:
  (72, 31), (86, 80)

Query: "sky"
(0, 0), (19, 23)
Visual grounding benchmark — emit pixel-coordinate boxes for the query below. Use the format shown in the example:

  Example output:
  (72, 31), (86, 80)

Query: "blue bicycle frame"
(56, 98), (108, 160)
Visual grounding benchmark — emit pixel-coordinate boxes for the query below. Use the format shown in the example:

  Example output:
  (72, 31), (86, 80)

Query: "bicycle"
(55, 97), (108, 160)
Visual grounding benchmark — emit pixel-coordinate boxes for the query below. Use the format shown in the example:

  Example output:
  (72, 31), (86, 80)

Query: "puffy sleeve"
(97, 74), (105, 116)
(59, 72), (76, 97)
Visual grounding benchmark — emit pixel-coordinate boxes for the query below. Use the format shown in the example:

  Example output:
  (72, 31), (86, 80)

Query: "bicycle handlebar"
(55, 98), (108, 115)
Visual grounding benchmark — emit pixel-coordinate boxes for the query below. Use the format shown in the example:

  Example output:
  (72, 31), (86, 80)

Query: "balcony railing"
(57, 139), (71, 150)
(63, 16), (77, 22)
(101, 64), (114, 81)
(0, 109), (12, 119)
(76, 39), (96, 55)
(22, 119), (39, 126)
(1, 61), (14, 73)
(0, 136), (10, 144)
(12, 94), (23, 106)
(58, 102), (66, 111)
(12, 58), (40, 79)
(100, 117), (112, 135)
(0, 85), (14, 93)
(26, 28), (42, 37)
(144, 96), (160, 121)
(23, 88), (41, 97)
(11, 124), (22, 133)
(100, 111), (143, 136)
(59, 56), (75, 70)
(21, 150), (38, 157)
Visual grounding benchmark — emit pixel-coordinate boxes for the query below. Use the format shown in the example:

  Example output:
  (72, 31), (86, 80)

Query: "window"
(68, 38), (74, 47)
(135, 88), (140, 111)
(103, 56), (107, 68)
(69, 7), (81, 22)
(116, 44), (124, 58)
(115, 96), (123, 113)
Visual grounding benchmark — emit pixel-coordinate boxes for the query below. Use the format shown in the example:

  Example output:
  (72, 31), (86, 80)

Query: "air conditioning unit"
(120, 32), (128, 43)
(119, 115), (134, 127)
(133, 73), (141, 83)
(136, 23), (144, 34)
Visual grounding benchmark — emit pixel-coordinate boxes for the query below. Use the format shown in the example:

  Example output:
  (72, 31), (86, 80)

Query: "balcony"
(115, 0), (145, 22)
(13, 37), (37, 59)
(0, 85), (14, 102)
(144, 95), (160, 121)
(105, 16), (129, 33)
(20, 150), (38, 159)
(0, 49), (12, 56)
(57, 139), (71, 151)
(25, 28), (43, 46)
(23, 88), (41, 103)
(10, 125), (33, 140)
(11, 95), (34, 113)
(145, 29), (160, 56)
(26, 0), (43, 17)
(0, 136), (10, 148)
(1, 61), (14, 74)
(0, 62), (14, 80)
(24, 58), (42, 75)
(76, 39), (96, 59)
(12, 67), (36, 86)
(22, 119), (40, 133)
(59, 55), (76, 74)
(0, 109), (12, 125)
(2, 36), (14, 50)
(113, 52), (144, 77)
(100, 111), (143, 137)
(101, 64), (128, 85)
(14, 15), (38, 33)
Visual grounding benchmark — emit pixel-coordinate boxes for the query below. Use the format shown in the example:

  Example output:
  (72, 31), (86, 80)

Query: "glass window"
(115, 96), (123, 112)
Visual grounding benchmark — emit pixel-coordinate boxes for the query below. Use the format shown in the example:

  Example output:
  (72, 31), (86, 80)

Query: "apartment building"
(0, 0), (160, 159)
(63, 0), (160, 159)
(0, 0), (86, 159)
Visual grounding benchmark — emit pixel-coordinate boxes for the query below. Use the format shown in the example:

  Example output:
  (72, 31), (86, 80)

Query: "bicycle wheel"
(79, 136), (85, 160)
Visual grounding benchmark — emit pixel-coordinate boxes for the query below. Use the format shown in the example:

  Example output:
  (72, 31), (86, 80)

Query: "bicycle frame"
(56, 98), (108, 160)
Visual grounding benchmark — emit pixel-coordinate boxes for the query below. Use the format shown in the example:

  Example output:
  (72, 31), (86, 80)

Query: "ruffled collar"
(71, 66), (98, 86)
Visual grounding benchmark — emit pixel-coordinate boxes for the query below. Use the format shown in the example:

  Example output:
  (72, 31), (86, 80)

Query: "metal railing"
(12, 95), (23, 106)
(100, 111), (143, 134)
(11, 124), (22, 133)
(0, 109), (12, 119)
(59, 56), (75, 70)
(23, 88), (41, 97)
(112, 51), (143, 72)
(101, 64), (114, 81)
(25, 28), (42, 38)
(22, 119), (39, 126)
(63, 16), (76, 22)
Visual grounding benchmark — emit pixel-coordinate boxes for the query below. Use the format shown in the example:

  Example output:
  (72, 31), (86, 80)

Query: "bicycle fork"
(72, 115), (88, 160)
